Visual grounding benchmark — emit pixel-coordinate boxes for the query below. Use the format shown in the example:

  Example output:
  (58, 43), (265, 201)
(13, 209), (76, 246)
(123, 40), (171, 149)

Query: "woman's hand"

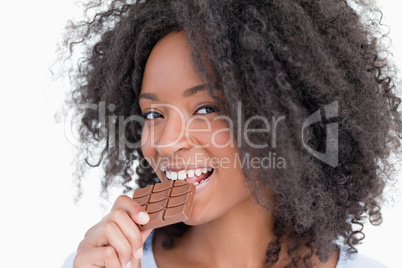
(73, 195), (152, 268)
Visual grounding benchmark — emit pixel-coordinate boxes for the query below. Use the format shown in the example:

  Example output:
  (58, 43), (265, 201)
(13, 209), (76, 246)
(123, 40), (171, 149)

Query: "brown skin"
(66, 1), (401, 265)
(73, 29), (340, 268)
(73, 195), (153, 267)
(140, 30), (339, 268)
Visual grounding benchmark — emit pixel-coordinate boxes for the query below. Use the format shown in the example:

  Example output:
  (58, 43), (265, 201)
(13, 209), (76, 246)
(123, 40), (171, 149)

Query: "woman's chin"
(183, 214), (205, 226)
(183, 207), (213, 226)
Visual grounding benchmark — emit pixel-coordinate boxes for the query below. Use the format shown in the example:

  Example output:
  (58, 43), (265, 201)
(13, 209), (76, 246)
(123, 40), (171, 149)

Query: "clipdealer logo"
(302, 101), (339, 167)
(63, 101), (339, 167)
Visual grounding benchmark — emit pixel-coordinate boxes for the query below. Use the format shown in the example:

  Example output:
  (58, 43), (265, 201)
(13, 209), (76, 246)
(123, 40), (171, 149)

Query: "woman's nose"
(154, 111), (192, 156)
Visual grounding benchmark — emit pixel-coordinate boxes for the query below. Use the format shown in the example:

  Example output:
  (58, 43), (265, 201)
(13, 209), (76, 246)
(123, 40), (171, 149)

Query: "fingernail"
(138, 212), (149, 223)
(134, 247), (143, 259)
(126, 261), (132, 268)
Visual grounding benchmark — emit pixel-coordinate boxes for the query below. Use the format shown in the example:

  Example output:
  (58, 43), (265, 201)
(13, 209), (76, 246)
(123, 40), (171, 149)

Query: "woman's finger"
(127, 256), (142, 268)
(84, 195), (149, 241)
(111, 195), (150, 225)
(82, 221), (132, 266)
(140, 228), (153, 244)
(75, 195), (154, 267)
(107, 208), (146, 259)
(74, 246), (121, 268)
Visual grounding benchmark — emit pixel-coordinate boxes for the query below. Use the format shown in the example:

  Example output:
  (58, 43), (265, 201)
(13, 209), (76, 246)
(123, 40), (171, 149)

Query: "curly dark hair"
(60, 0), (402, 266)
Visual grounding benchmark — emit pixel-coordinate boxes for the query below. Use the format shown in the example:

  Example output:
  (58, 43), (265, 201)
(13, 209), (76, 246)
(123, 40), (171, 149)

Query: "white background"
(0, 1), (400, 267)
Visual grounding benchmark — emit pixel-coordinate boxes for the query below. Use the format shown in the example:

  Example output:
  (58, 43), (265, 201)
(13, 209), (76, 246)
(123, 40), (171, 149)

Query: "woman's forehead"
(141, 32), (200, 88)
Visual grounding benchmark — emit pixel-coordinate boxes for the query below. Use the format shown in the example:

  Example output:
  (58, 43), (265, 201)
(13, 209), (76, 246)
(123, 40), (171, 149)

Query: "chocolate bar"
(132, 180), (196, 230)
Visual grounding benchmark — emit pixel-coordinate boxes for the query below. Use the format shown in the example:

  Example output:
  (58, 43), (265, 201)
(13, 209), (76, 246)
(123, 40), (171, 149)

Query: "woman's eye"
(140, 111), (163, 120)
(195, 105), (220, 115)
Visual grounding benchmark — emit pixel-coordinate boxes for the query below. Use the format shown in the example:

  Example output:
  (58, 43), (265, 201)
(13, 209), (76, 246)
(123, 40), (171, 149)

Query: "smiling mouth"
(162, 168), (214, 186)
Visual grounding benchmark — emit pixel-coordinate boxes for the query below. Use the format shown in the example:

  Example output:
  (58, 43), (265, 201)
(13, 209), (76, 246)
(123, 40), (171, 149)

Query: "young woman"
(62, 0), (401, 267)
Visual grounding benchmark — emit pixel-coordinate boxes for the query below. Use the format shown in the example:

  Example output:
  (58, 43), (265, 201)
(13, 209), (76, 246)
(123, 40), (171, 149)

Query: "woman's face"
(139, 30), (253, 225)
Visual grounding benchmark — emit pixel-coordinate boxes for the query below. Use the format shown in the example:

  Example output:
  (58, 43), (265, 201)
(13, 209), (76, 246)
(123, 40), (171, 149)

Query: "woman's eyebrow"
(139, 84), (213, 101)
(138, 92), (159, 101)
(182, 84), (206, 97)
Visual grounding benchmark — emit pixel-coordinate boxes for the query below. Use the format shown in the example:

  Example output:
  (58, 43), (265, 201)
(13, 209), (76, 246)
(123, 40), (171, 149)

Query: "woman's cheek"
(210, 121), (235, 150)
(189, 118), (232, 148)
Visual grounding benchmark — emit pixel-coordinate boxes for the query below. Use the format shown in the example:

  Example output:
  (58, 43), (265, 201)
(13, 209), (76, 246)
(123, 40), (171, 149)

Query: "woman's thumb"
(126, 258), (141, 268)
(141, 228), (153, 244)
(126, 228), (152, 268)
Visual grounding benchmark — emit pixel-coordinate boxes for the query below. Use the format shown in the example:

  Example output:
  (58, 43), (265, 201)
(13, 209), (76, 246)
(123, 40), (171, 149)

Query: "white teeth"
(170, 171), (178, 180)
(164, 168), (213, 180)
(195, 169), (202, 176)
(187, 170), (195, 178)
(178, 170), (186, 180)
(193, 181), (199, 185)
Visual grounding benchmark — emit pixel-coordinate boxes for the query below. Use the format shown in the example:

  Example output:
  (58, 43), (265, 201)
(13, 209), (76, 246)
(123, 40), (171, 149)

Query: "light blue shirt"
(62, 231), (387, 267)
